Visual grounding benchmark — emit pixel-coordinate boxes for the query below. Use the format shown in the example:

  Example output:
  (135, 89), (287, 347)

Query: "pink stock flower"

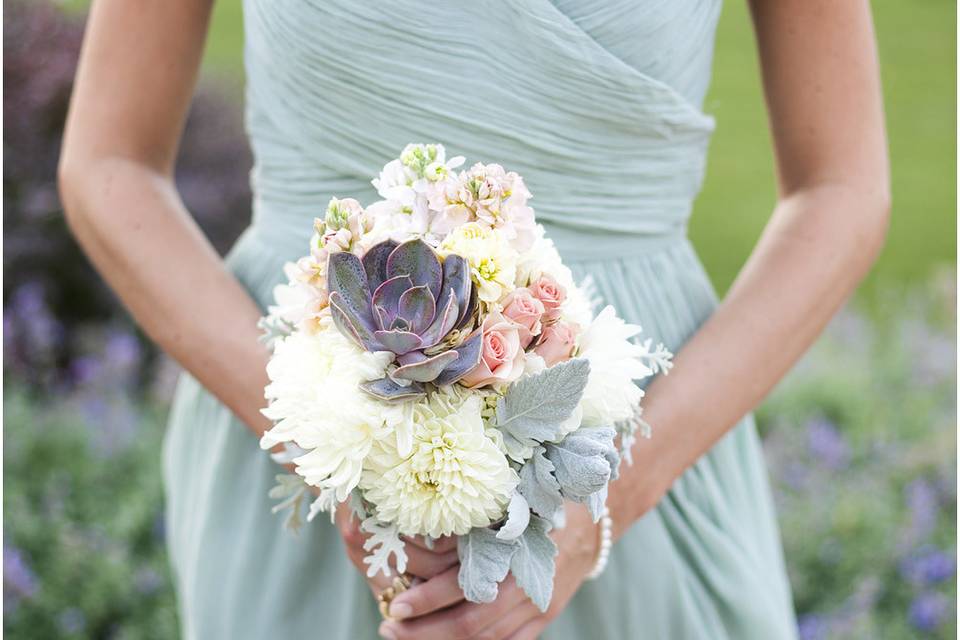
(500, 288), (545, 348)
(529, 275), (566, 322)
(460, 310), (526, 388)
(534, 320), (579, 366)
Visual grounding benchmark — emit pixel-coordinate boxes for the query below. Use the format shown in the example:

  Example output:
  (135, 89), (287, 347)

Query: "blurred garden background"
(3, 1), (956, 638)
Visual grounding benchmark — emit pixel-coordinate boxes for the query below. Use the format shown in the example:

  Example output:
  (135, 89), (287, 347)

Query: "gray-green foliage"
(509, 516), (558, 612)
(545, 426), (619, 519)
(517, 446), (564, 521)
(457, 527), (517, 604)
(458, 516), (558, 612)
(257, 315), (294, 348)
(495, 359), (590, 461)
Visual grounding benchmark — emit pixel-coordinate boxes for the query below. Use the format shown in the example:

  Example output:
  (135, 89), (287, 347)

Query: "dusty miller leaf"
(585, 484), (609, 522)
(545, 430), (613, 500)
(573, 426), (621, 480)
(458, 527), (518, 603)
(307, 488), (338, 524)
(497, 492), (531, 540)
(495, 359), (590, 461)
(268, 473), (308, 533)
(511, 516), (557, 613)
(517, 446), (564, 520)
(361, 518), (408, 578)
(257, 315), (294, 349)
(348, 489), (370, 521)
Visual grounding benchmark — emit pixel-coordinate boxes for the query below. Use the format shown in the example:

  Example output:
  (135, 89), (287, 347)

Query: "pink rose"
(529, 275), (566, 323)
(500, 288), (545, 348)
(460, 310), (526, 388)
(534, 321), (579, 367)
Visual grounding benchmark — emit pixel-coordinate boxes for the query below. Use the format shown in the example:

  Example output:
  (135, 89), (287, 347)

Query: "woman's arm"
(59, 0), (271, 434)
(611, 0), (891, 529)
(60, 0), (452, 591)
(380, 1), (890, 638)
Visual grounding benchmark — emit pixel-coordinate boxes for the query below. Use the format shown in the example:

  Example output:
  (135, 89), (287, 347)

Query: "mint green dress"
(162, 1), (798, 637)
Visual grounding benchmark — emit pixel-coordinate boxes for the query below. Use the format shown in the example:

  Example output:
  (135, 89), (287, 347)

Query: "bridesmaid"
(59, 1), (888, 638)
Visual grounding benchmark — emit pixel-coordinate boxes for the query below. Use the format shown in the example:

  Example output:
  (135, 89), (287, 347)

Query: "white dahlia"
(577, 306), (654, 427)
(260, 327), (402, 500)
(359, 392), (518, 538)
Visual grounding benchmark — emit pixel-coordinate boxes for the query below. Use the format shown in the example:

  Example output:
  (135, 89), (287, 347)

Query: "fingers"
(477, 600), (541, 639)
(366, 571), (394, 595)
(335, 505), (366, 549)
(403, 534), (458, 554)
(382, 564), (463, 620)
(505, 618), (550, 640)
(381, 579), (530, 640)
(404, 545), (459, 580)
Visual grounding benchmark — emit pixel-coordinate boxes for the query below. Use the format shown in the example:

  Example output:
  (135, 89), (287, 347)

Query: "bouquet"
(258, 144), (672, 611)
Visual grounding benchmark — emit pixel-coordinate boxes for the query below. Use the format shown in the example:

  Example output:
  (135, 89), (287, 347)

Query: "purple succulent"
(327, 239), (481, 399)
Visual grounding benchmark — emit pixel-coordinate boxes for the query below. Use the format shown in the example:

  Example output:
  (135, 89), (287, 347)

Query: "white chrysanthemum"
(260, 328), (402, 500)
(441, 222), (517, 303)
(360, 392), (518, 538)
(577, 306), (654, 427)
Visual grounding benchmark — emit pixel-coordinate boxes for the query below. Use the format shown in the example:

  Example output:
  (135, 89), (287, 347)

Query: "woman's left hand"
(378, 503), (600, 640)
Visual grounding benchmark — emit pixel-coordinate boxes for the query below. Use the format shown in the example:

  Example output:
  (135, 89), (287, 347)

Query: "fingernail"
(379, 622), (398, 639)
(389, 601), (413, 620)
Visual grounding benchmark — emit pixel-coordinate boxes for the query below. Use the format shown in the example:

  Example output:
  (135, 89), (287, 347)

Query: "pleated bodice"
(242, 0), (721, 261)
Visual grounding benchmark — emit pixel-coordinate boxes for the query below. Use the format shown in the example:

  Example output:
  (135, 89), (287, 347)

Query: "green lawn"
(200, 0), (956, 296)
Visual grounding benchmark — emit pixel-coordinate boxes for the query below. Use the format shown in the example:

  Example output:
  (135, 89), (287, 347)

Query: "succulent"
(327, 239), (480, 400)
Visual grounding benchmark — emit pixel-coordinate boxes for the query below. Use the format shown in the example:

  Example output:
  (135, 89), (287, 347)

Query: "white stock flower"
(436, 163), (536, 251)
(267, 262), (331, 333)
(360, 392), (518, 538)
(260, 327), (401, 501)
(372, 159), (417, 202)
(577, 306), (654, 427)
(373, 144), (464, 202)
(440, 222), (517, 303)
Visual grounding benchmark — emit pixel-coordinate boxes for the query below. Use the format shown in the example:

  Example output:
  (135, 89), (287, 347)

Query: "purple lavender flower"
(3, 543), (38, 610)
(134, 567), (164, 596)
(900, 546), (956, 586)
(805, 417), (850, 470)
(58, 607), (87, 635)
(900, 318), (956, 386)
(902, 479), (940, 548)
(797, 614), (829, 640)
(104, 329), (141, 374)
(908, 591), (949, 632)
(69, 354), (103, 387)
(5, 282), (64, 375)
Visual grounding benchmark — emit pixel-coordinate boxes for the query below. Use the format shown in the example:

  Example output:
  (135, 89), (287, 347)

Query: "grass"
(197, 1), (955, 296)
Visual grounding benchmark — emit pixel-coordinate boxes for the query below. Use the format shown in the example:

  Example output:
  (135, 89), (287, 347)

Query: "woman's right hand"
(334, 505), (461, 609)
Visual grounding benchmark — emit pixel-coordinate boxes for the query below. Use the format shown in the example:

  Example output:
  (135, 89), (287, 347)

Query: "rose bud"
(500, 287), (545, 348)
(534, 320), (579, 366)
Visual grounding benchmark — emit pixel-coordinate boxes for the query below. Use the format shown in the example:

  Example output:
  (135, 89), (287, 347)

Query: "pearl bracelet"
(585, 506), (613, 580)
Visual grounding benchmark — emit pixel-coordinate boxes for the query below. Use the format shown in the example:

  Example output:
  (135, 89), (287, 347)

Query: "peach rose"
(529, 275), (566, 322)
(460, 310), (526, 388)
(500, 288), (545, 348)
(534, 320), (579, 367)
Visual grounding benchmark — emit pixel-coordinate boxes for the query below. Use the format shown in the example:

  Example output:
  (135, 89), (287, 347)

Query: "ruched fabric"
(162, 1), (798, 638)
